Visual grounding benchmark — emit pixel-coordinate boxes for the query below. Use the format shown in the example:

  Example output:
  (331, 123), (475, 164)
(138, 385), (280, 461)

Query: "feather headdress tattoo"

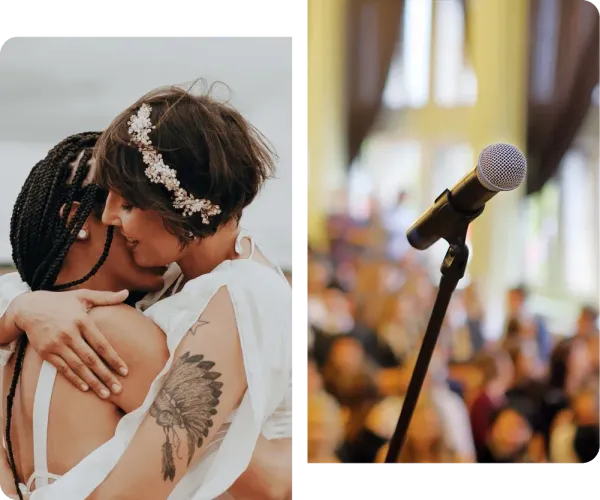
(149, 351), (223, 481)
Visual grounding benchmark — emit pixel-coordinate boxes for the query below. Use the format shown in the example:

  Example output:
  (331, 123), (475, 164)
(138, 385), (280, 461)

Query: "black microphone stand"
(384, 189), (481, 463)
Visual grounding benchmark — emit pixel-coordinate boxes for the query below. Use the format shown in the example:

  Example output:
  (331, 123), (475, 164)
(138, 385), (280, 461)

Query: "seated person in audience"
(572, 388), (599, 463)
(372, 292), (419, 367)
(353, 351), (474, 464)
(549, 416), (579, 462)
(537, 337), (592, 454)
(428, 348), (476, 462)
(321, 336), (377, 407)
(446, 292), (481, 364)
(470, 350), (514, 454)
(333, 259), (358, 293)
(586, 334), (599, 379)
(504, 286), (551, 362)
(308, 255), (332, 299)
(308, 350), (324, 396)
(463, 283), (486, 355)
(375, 397), (456, 463)
(505, 342), (546, 428)
(550, 387), (599, 463)
(575, 305), (599, 339)
(349, 295), (399, 370)
(342, 364), (409, 463)
(310, 283), (356, 368)
(478, 406), (536, 463)
(320, 336), (380, 462)
(308, 390), (345, 463)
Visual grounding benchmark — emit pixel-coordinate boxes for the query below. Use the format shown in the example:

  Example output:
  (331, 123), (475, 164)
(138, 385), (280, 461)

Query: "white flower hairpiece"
(127, 103), (221, 223)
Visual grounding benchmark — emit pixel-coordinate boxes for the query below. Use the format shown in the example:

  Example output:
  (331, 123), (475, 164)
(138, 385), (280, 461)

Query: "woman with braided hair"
(0, 125), (291, 500)
(0, 131), (168, 499)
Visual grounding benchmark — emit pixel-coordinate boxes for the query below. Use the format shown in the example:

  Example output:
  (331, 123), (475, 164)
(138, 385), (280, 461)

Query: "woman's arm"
(0, 272), (32, 346)
(228, 436), (292, 500)
(95, 301), (291, 500)
(0, 272), (130, 398)
(94, 301), (291, 500)
(88, 286), (249, 500)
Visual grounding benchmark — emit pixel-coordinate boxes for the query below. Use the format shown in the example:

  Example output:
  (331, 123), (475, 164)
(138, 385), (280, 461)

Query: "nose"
(102, 191), (121, 226)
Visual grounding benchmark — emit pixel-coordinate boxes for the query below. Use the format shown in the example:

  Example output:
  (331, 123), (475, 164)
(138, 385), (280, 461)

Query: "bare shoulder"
(199, 286), (236, 326)
(183, 286), (239, 349)
(178, 286), (242, 373)
(88, 304), (168, 375)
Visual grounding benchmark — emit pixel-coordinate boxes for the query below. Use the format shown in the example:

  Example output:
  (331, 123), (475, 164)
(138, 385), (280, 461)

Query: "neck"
(55, 263), (124, 292)
(177, 222), (240, 280)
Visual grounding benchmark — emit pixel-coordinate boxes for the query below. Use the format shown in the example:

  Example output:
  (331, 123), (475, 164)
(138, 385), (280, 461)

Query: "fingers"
(58, 347), (112, 399)
(46, 353), (89, 393)
(80, 316), (128, 376)
(70, 336), (123, 397)
(78, 289), (129, 307)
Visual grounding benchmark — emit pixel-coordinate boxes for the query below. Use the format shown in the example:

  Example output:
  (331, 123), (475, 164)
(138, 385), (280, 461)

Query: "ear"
(59, 202), (90, 241)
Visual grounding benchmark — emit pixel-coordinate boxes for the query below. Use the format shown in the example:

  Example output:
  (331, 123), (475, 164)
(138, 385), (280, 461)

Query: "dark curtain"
(345, 0), (404, 166)
(526, 0), (599, 194)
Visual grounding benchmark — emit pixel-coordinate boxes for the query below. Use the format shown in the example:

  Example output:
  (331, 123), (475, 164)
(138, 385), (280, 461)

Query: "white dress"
(0, 231), (292, 500)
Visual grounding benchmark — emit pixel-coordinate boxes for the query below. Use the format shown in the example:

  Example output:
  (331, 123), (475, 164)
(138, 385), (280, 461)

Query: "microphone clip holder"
(433, 188), (484, 246)
(384, 190), (475, 463)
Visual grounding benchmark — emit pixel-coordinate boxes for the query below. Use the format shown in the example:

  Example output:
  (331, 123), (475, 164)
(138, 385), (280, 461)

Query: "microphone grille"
(476, 143), (527, 192)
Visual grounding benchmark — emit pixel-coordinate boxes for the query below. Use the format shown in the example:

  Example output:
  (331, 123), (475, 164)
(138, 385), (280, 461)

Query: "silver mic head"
(476, 143), (527, 192)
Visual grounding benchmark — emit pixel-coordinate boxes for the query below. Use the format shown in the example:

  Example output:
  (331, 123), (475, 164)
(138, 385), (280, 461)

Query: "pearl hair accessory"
(127, 103), (221, 223)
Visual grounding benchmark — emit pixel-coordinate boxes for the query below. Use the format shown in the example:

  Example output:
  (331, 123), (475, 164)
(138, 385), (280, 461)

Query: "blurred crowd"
(307, 196), (599, 464)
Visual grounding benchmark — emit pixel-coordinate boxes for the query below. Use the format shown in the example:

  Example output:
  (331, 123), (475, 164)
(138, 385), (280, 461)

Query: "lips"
(121, 231), (139, 247)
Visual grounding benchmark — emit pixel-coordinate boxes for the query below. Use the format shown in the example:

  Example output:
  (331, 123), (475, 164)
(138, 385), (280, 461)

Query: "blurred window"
(432, 0), (477, 107)
(560, 150), (598, 296)
(523, 181), (559, 289)
(359, 137), (422, 208)
(347, 159), (374, 220)
(383, 0), (433, 109)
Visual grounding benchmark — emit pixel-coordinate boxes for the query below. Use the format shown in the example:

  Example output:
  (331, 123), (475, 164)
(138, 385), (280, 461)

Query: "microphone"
(407, 143), (527, 250)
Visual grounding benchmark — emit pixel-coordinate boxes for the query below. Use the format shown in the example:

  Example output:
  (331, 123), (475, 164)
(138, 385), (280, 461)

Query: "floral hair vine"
(127, 103), (221, 223)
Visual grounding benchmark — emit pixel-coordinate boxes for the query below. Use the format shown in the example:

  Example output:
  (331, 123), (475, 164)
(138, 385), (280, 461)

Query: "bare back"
(1, 304), (169, 490)
(2, 348), (122, 487)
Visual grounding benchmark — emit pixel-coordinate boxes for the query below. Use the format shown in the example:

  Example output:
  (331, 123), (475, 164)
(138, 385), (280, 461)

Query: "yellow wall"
(308, 0), (347, 250)
(466, 0), (529, 336)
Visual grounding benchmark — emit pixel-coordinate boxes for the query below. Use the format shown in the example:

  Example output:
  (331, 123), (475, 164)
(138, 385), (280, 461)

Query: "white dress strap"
(235, 228), (287, 282)
(234, 229), (256, 258)
(31, 361), (57, 489)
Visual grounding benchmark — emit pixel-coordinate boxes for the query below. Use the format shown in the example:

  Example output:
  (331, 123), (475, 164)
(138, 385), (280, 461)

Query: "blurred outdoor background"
(308, 0), (599, 464)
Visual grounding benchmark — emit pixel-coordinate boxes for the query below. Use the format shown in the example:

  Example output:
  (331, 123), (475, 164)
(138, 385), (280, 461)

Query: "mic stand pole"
(385, 203), (473, 463)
